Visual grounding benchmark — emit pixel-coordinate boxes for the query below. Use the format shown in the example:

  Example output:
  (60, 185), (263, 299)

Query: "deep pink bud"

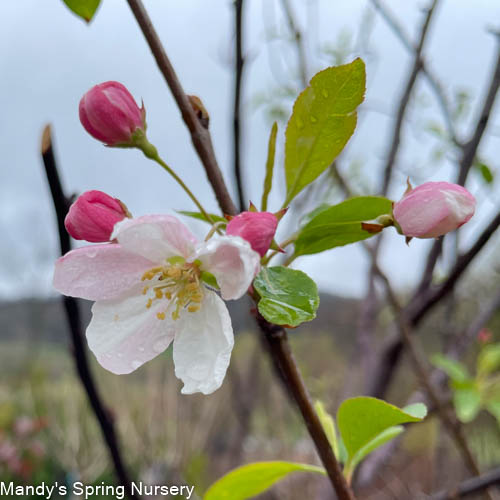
(393, 181), (475, 239)
(226, 211), (278, 257)
(79, 81), (145, 146)
(65, 190), (129, 242)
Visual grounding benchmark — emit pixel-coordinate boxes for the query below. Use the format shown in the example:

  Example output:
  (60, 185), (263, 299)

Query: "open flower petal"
(86, 284), (177, 374)
(112, 215), (198, 263)
(53, 244), (154, 301)
(173, 291), (233, 395)
(191, 236), (259, 300)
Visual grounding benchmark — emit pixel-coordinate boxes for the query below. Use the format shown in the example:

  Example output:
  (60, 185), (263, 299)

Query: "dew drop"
(322, 89), (329, 98)
(139, 346), (145, 353)
(153, 339), (167, 353)
(310, 116), (318, 123)
(117, 352), (123, 358)
(131, 360), (142, 370)
(297, 118), (304, 129)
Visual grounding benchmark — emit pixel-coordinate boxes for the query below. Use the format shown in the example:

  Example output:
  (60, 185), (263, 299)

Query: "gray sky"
(1, 0), (499, 300)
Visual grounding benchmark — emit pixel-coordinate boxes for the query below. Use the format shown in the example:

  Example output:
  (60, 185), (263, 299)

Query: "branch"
(256, 314), (356, 500)
(126, 0), (237, 216)
(380, 0), (440, 195)
(457, 43), (500, 185)
(429, 467), (500, 500)
(370, 0), (459, 145)
(233, 0), (246, 211)
(280, 0), (308, 88)
(41, 126), (139, 500)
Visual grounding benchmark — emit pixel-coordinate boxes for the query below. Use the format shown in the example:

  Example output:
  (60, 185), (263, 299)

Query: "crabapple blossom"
(393, 182), (475, 239)
(65, 190), (129, 243)
(226, 211), (278, 257)
(53, 215), (260, 395)
(79, 81), (146, 146)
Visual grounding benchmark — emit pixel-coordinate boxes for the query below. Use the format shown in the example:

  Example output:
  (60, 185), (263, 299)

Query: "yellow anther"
(164, 291), (172, 300)
(187, 304), (200, 313)
(156, 311), (166, 320)
(142, 286), (149, 295)
(146, 298), (153, 309)
(155, 289), (164, 299)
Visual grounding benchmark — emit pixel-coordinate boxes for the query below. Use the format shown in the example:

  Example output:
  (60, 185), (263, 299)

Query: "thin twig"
(370, 0), (459, 145)
(457, 43), (500, 185)
(233, 0), (246, 211)
(280, 0), (308, 88)
(41, 125), (139, 500)
(429, 467), (500, 500)
(256, 314), (356, 500)
(126, 0), (237, 216)
(380, 0), (440, 195)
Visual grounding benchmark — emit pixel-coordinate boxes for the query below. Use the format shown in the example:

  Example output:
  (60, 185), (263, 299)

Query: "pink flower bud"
(65, 190), (129, 242)
(79, 81), (145, 146)
(393, 181), (475, 239)
(226, 211), (278, 257)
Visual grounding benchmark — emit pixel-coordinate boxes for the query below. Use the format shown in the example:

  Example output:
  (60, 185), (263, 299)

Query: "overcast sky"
(1, 0), (499, 300)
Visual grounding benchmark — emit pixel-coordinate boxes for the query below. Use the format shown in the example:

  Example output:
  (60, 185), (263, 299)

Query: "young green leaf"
(62, 0), (101, 22)
(453, 385), (481, 423)
(294, 197), (392, 256)
(477, 343), (500, 378)
(474, 160), (494, 184)
(431, 353), (470, 383)
(314, 400), (339, 459)
(178, 211), (227, 225)
(253, 267), (319, 327)
(337, 397), (426, 462)
(204, 461), (325, 500)
(344, 426), (404, 480)
(284, 59), (366, 205)
(261, 122), (278, 212)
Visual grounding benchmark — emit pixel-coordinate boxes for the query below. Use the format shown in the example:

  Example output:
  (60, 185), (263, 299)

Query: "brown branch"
(380, 0), (440, 195)
(256, 314), (356, 500)
(429, 467), (500, 500)
(370, 0), (459, 145)
(233, 0), (246, 211)
(126, 0), (237, 216)
(41, 125), (140, 500)
(457, 42), (500, 186)
(280, 0), (308, 88)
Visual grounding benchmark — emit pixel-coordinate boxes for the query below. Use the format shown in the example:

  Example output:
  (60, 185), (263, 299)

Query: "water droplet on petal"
(139, 346), (145, 353)
(117, 352), (123, 358)
(153, 338), (168, 353)
(131, 360), (142, 370)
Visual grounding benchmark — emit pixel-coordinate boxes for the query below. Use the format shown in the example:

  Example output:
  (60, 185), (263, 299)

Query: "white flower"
(53, 215), (260, 394)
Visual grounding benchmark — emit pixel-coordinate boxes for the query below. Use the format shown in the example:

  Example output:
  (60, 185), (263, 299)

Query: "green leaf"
(261, 122), (278, 212)
(431, 353), (470, 383)
(253, 267), (319, 327)
(284, 59), (366, 205)
(337, 397), (426, 462)
(62, 0), (101, 22)
(314, 401), (339, 459)
(478, 343), (500, 378)
(204, 461), (325, 500)
(453, 385), (481, 423)
(485, 400), (500, 426)
(345, 426), (404, 479)
(294, 197), (392, 256)
(178, 211), (227, 225)
(474, 161), (494, 184)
